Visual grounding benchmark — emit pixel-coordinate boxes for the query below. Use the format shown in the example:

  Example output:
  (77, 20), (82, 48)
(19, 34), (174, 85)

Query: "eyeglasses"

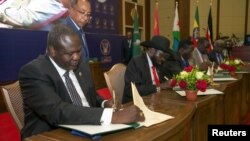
(73, 7), (92, 20)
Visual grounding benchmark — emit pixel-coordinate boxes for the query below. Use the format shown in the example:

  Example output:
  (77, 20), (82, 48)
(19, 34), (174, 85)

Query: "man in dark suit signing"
(19, 24), (144, 139)
(151, 35), (183, 81)
(122, 39), (170, 104)
(64, 0), (91, 62)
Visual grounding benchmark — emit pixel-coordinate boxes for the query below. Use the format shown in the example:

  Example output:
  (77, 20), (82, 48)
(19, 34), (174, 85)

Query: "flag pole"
(192, 0), (200, 48)
(172, 1), (180, 52)
(153, 0), (159, 35)
(206, 0), (214, 51)
(134, 0), (137, 10)
(131, 0), (141, 57)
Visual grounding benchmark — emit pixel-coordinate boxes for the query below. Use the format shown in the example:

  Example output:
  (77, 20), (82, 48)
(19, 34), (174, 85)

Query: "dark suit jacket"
(122, 53), (157, 104)
(156, 52), (183, 81)
(19, 55), (104, 139)
(64, 17), (89, 62)
(208, 50), (224, 65)
(122, 37), (132, 65)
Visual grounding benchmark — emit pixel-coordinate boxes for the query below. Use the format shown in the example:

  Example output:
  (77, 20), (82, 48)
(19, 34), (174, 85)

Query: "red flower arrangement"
(171, 66), (210, 92)
(219, 57), (244, 73)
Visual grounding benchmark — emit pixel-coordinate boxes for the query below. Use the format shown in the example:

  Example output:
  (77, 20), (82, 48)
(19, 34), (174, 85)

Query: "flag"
(206, 6), (213, 52)
(132, 2), (141, 57)
(172, 2), (180, 52)
(153, 1), (159, 35)
(192, 6), (200, 48)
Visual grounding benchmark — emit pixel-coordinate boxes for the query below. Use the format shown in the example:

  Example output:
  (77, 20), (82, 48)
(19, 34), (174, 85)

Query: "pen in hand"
(163, 76), (173, 89)
(112, 90), (117, 111)
(164, 76), (169, 80)
(112, 90), (123, 112)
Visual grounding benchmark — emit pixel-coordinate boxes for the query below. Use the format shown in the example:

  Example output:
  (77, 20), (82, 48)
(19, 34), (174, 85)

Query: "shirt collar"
(49, 57), (73, 77)
(146, 53), (153, 67)
(69, 17), (81, 31)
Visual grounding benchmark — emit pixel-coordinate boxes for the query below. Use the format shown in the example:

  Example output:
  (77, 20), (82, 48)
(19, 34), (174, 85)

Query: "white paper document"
(221, 71), (250, 74)
(131, 83), (174, 127)
(175, 89), (224, 96)
(59, 124), (133, 136)
(59, 83), (174, 136)
(213, 77), (237, 81)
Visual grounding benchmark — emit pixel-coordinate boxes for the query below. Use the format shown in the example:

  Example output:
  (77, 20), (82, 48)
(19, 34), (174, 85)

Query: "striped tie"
(64, 71), (82, 106)
(151, 66), (160, 86)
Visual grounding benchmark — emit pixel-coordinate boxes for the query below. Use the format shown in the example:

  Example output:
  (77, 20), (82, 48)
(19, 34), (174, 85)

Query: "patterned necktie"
(151, 66), (160, 86)
(64, 71), (82, 106)
(216, 53), (222, 64)
(182, 59), (189, 67)
(79, 29), (89, 61)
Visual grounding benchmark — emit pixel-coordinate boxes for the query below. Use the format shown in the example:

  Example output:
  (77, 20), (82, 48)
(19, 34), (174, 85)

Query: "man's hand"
(111, 105), (145, 124)
(160, 80), (172, 90)
(200, 62), (211, 71)
(104, 99), (123, 111)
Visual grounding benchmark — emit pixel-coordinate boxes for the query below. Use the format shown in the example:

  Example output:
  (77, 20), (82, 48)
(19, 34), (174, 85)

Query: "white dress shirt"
(49, 57), (113, 124)
(146, 53), (159, 85)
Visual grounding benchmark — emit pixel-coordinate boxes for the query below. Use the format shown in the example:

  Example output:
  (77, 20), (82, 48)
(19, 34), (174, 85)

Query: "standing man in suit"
(122, 31), (133, 65)
(122, 39), (171, 104)
(19, 24), (144, 139)
(64, 0), (91, 62)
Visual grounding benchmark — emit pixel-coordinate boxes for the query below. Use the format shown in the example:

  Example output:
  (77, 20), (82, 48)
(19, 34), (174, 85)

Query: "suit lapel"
(65, 17), (83, 41)
(74, 66), (92, 106)
(44, 55), (73, 103)
(142, 54), (153, 84)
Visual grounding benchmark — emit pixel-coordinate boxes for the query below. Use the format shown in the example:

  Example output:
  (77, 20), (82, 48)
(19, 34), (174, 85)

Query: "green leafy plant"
(220, 57), (245, 72)
(171, 66), (210, 92)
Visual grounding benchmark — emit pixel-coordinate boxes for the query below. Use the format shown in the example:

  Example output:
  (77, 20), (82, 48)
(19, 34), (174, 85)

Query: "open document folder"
(59, 124), (135, 136)
(131, 82), (174, 127)
(59, 83), (174, 136)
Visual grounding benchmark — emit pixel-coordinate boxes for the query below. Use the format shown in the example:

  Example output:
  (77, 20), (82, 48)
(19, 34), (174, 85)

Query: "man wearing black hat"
(122, 39), (170, 104)
(151, 35), (183, 81)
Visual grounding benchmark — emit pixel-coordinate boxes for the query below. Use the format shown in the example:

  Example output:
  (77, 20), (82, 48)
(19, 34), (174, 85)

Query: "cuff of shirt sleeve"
(101, 100), (108, 108)
(100, 108), (113, 125)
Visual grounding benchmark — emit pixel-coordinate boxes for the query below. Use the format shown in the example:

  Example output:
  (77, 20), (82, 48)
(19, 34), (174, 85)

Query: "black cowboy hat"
(140, 40), (159, 49)
(151, 35), (172, 54)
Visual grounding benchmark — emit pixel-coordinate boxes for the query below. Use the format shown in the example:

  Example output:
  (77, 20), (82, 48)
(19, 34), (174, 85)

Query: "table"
(25, 68), (250, 141)
(25, 96), (195, 141)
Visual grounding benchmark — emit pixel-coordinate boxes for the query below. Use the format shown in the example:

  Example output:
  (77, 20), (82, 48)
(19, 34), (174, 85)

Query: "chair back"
(104, 63), (126, 103)
(1, 81), (24, 130)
